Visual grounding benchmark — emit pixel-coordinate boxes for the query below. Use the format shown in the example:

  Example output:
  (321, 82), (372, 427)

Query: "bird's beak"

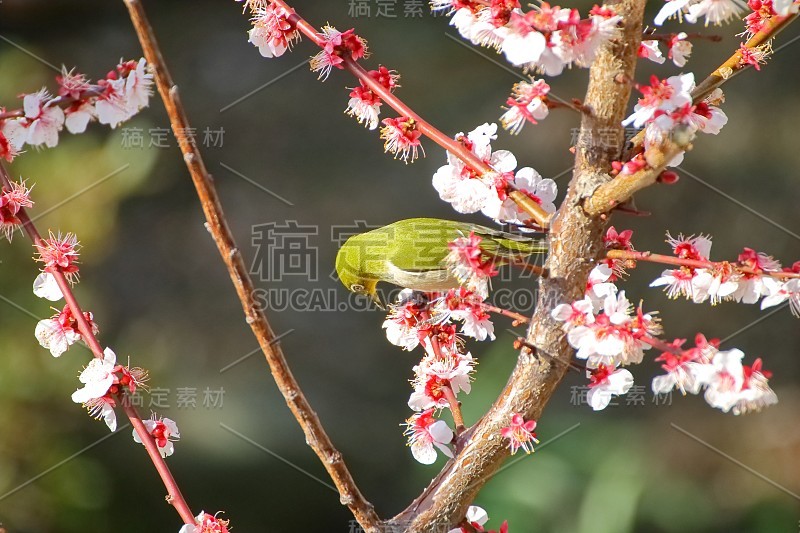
(369, 291), (385, 311)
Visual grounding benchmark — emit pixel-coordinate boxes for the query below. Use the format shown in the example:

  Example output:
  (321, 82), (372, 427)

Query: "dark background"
(0, 1), (798, 531)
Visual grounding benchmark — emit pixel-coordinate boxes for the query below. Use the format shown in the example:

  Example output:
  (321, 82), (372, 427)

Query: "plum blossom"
(558, 291), (659, 367)
(481, 167), (557, 228)
(247, 3), (300, 58)
(408, 347), (475, 411)
(383, 291), (427, 350)
(654, 0), (747, 25)
(345, 67), (399, 130)
(403, 408), (454, 464)
(35, 230), (80, 284)
(380, 116), (423, 163)
(623, 73), (695, 129)
(500, 78), (550, 135)
(96, 59), (153, 128)
(501, 413), (539, 454)
(0, 179), (33, 240)
(432, 123), (512, 214)
(668, 33), (693, 67)
(8, 89), (65, 148)
(35, 305), (98, 357)
(437, 287), (496, 341)
(448, 506), (490, 533)
(133, 414), (181, 458)
(33, 272), (63, 301)
(639, 40), (666, 64)
(309, 27), (367, 80)
(587, 364), (634, 410)
(651, 335), (717, 395)
(445, 232), (498, 298)
(761, 278), (800, 317)
(179, 511), (231, 533)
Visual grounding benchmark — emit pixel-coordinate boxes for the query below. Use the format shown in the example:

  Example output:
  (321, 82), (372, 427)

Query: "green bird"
(335, 218), (548, 305)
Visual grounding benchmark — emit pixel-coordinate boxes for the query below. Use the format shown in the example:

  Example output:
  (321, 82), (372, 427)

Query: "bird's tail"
(473, 226), (549, 261)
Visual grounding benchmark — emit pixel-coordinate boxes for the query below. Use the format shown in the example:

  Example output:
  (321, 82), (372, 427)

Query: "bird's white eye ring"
(351, 283), (365, 292)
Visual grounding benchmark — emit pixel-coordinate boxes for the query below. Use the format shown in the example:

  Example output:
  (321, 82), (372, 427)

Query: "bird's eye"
(351, 283), (365, 292)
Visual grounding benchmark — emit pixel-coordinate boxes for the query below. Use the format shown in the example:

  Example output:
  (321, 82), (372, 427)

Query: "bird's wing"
(384, 260), (460, 291)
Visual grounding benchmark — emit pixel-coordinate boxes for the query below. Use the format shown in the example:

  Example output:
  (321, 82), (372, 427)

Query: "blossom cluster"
(436, 1), (621, 76)
(650, 335), (777, 414)
(0, 59), (153, 162)
(622, 74), (727, 171)
(649, 233), (800, 316)
(433, 123), (557, 227)
(554, 227), (779, 413)
(385, 287), (495, 463)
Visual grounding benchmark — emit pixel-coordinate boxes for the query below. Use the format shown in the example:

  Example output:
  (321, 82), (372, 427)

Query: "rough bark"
(389, 1), (646, 530)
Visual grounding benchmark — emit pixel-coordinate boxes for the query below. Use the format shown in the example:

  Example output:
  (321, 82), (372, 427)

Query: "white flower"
(587, 366), (634, 410)
(96, 78), (131, 128)
(71, 348), (117, 404)
(685, 0), (748, 25)
(481, 167), (557, 227)
(133, 415), (180, 458)
(21, 89), (65, 148)
(124, 58), (154, 111)
(35, 316), (80, 357)
(404, 409), (454, 464)
(654, 0), (693, 25)
(502, 30), (547, 66)
(448, 506), (489, 533)
(623, 73), (695, 128)
(640, 40), (666, 64)
(249, 25), (288, 58)
(585, 264), (617, 311)
(774, 0), (800, 15)
(669, 33), (693, 67)
(701, 349), (745, 412)
(64, 101), (96, 134)
(760, 278), (800, 317)
(33, 272), (63, 301)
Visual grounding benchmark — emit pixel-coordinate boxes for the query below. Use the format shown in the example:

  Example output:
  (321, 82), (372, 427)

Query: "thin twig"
(122, 1), (382, 530)
(268, 0), (552, 229)
(625, 12), (800, 154)
(0, 163), (196, 524)
(606, 249), (800, 279)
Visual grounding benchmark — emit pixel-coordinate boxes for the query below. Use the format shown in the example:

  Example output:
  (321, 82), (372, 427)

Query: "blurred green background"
(0, 1), (798, 531)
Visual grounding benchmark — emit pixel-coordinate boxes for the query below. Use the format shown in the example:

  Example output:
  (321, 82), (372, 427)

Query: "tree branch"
(583, 127), (694, 216)
(122, 1), (382, 530)
(0, 163), (197, 525)
(389, 0), (646, 529)
(268, 0), (552, 229)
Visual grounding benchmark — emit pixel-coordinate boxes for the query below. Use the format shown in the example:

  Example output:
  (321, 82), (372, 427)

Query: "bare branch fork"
(122, 0), (382, 529)
(124, 0), (644, 530)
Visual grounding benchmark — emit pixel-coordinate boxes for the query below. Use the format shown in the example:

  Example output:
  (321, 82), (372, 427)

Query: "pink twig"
(269, 0), (552, 229)
(0, 162), (196, 525)
(606, 249), (800, 279)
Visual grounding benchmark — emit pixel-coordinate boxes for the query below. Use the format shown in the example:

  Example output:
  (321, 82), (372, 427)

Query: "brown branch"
(584, 127), (694, 216)
(625, 12), (799, 156)
(692, 11), (799, 102)
(389, 0), (647, 529)
(122, 1), (382, 530)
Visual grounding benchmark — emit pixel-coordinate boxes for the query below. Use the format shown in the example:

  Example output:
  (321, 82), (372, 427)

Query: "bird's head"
(335, 241), (383, 309)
